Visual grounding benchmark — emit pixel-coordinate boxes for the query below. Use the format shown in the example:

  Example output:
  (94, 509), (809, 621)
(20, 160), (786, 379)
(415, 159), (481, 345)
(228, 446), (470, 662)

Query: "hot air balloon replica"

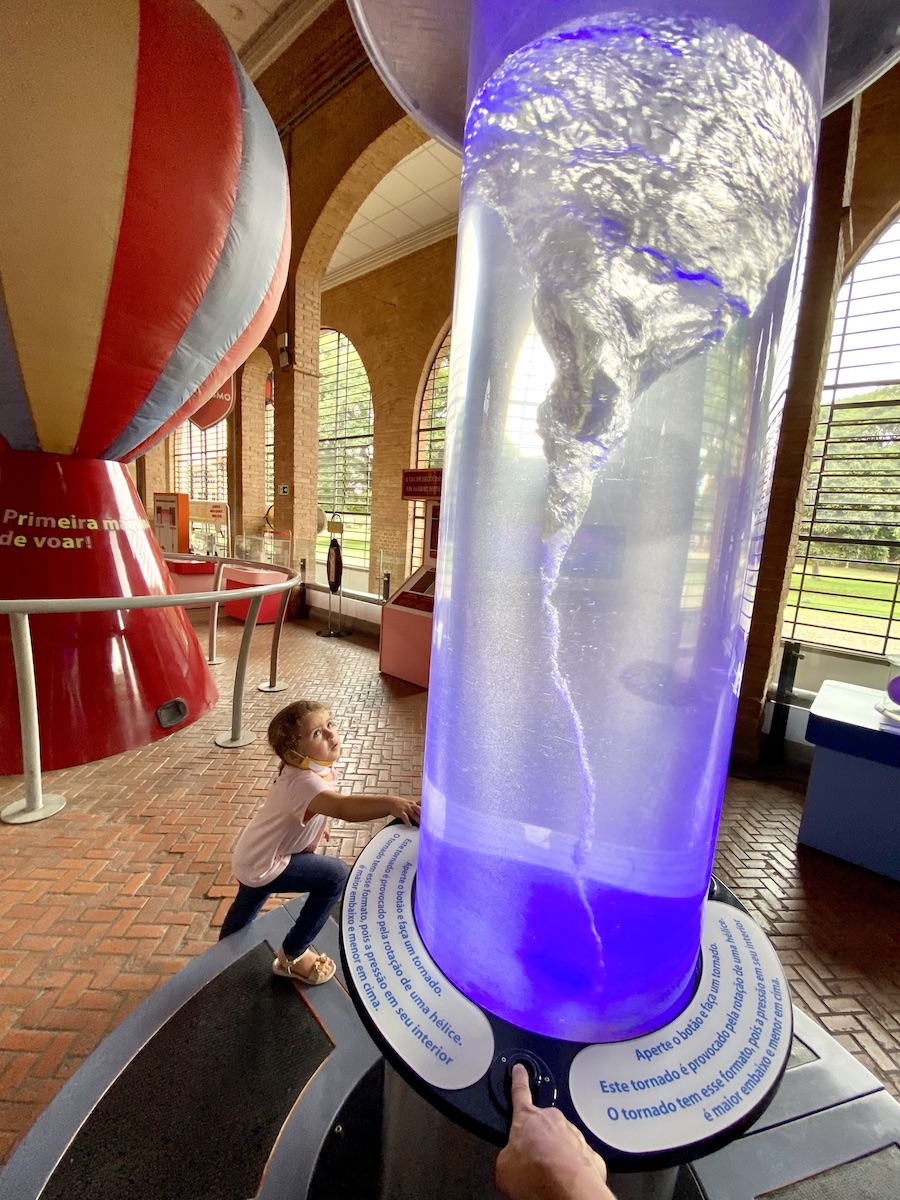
(0, 0), (290, 777)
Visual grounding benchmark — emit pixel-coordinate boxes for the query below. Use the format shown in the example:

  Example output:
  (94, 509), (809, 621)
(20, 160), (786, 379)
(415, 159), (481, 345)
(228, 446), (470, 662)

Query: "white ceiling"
(324, 141), (461, 290)
(197, 0), (462, 289)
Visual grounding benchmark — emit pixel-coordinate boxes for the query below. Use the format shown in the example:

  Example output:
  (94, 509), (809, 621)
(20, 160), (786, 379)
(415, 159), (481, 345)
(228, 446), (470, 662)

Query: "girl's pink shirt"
(232, 762), (335, 886)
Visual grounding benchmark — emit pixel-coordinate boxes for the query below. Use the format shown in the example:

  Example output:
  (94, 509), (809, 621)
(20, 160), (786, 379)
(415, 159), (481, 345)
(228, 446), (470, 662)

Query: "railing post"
(0, 560), (300, 794)
(207, 559), (227, 664)
(761, 640), (805, 766)
(1, 613), (66, 824)
(258, 585), (291, 694)
(215, 595), (263, 748)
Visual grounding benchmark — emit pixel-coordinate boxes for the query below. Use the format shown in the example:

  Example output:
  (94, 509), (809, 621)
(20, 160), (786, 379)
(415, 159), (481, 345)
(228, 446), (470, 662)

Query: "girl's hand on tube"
(389, 796), (421, 826)
(496, 1064), (617, 1200)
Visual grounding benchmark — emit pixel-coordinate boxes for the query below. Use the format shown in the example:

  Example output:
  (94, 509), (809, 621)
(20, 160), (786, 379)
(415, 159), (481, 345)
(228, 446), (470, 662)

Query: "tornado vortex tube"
(415, 4), (827, 1043)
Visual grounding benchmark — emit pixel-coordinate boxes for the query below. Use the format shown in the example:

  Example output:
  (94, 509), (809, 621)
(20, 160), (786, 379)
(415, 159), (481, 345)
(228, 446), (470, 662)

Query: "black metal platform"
(2, 894), (899, 1200)
(39, 942), (330, 1200)
(0, 901), (379, 1200)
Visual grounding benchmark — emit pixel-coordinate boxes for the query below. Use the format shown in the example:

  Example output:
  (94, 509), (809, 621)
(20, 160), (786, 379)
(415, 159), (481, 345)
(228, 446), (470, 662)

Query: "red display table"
(223, 566), (284, 624)
(168, 559), (217, 608)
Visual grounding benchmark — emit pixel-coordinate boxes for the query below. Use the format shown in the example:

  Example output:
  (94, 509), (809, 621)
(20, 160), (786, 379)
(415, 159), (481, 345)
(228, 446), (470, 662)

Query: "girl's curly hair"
(267, 700), (331, 762)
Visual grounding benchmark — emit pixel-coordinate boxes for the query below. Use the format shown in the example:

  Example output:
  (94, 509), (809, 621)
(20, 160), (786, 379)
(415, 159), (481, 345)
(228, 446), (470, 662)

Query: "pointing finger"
(509, 1062), (536, 1113)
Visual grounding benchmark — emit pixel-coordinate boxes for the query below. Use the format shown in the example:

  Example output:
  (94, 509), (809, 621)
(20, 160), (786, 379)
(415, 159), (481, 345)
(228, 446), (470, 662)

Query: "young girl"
(219, 699), (420, 984)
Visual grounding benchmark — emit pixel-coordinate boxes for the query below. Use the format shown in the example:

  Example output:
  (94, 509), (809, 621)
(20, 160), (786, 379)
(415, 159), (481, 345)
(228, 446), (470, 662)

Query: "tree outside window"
(784, 217), (900, 656)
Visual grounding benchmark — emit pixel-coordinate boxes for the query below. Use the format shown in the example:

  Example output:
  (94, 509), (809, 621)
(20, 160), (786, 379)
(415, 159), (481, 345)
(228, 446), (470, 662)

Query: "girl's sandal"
(273, 951), (336, 985)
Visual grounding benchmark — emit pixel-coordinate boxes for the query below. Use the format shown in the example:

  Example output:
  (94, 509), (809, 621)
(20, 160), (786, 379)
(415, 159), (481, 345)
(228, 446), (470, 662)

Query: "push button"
(489, 1050), (557, 1114)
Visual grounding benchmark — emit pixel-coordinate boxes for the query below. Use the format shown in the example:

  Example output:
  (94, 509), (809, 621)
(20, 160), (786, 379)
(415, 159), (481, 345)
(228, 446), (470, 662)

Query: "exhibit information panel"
(342, 825), (791, 1157)
(343, 826), (494, 1088)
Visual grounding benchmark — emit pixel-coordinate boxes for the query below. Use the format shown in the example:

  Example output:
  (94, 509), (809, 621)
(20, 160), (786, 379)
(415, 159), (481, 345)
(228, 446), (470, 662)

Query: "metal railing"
(0, 556), (302, 825)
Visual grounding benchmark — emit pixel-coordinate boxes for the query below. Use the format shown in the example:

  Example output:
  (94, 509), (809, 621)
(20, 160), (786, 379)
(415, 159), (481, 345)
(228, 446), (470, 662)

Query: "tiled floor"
(0, 614), (898, 1167)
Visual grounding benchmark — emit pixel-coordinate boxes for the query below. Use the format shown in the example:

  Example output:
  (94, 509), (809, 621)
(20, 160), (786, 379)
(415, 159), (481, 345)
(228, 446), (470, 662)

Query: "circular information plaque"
(341, 825), (495, 1090)
(341, 824), (791, 1159)
(569, 901), (791, 1151)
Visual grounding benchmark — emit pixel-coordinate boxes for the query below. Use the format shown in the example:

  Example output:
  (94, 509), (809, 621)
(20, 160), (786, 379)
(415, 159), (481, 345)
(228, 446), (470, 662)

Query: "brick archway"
(285, 117), (429, 558)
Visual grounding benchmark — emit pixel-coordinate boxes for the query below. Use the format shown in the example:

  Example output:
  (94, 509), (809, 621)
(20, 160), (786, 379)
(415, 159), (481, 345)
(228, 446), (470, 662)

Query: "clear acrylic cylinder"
(415, 1), (829, 1043)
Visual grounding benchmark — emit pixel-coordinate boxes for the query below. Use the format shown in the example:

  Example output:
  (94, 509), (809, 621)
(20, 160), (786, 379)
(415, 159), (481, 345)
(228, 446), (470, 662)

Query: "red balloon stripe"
(74, 0), (242, 458)
(123, 188), (291, 462)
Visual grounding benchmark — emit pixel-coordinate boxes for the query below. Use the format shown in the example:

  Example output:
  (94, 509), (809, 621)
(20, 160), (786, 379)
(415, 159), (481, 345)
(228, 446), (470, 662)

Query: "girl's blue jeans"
(218, 851), (350, 959)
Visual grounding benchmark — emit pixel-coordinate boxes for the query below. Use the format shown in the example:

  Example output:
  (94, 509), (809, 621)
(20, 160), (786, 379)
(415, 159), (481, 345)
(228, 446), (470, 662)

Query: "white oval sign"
(569, 901), (791, 1153)
(342, 825), (495, 1090)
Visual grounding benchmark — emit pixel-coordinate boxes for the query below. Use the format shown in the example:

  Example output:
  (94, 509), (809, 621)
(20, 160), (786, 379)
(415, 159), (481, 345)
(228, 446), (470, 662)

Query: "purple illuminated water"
(416, 842), (704, 1043)
(415, 13), (821, 1042)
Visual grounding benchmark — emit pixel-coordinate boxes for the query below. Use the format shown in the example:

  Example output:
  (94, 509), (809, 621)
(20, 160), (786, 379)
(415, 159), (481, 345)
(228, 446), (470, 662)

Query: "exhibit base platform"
(340, 826), (796, 1173)
(2, 896), (899, 1199)
(0, 904), (380, 1200)
(339, 824), (900, 1199)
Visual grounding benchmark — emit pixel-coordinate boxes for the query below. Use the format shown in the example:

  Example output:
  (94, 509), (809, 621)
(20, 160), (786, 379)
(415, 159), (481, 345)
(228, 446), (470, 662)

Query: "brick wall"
(288, 114), (428, 568)
(286, 272), (323, 569)
(236, 350), (272, 537)
(321, 237), (457, 590)
(135, 440), (170, 512)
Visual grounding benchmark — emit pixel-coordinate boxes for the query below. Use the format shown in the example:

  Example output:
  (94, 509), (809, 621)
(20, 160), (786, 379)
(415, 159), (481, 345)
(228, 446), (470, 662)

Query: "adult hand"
(495, 1064), (616, 1200)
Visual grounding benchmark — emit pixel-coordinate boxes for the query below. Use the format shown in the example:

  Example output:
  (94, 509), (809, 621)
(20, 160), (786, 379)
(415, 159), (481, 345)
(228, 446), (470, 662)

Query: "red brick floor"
(0, 615), (898, 1167)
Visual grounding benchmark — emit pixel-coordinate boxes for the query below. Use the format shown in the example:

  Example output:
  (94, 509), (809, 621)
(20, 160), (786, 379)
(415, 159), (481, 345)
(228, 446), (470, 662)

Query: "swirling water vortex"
(466, 14), (817, 581)
(463, 15), (817, 970)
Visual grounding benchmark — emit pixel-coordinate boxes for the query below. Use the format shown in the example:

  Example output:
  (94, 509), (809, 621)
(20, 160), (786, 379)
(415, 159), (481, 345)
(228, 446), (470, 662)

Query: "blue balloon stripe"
(102, 55), (288, 460)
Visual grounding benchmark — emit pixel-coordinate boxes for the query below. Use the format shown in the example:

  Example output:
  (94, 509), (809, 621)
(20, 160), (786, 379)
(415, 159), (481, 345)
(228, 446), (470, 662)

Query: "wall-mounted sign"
(190, 375), (235, 430)
(402, 468), (443, 501)
(189, 500), (228, 524)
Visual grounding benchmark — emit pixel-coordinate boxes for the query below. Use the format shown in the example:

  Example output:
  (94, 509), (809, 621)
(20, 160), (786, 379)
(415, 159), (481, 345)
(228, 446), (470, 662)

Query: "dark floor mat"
(307, 1059), (384, 1200)
(40, 944), (332, 1200)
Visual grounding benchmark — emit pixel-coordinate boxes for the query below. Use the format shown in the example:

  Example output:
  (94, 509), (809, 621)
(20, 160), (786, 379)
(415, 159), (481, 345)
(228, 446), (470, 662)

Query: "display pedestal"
(0, 450), (217, 773)
(379, 564), (435, 688)
(381, 1066), (680, 1199)
(801, 680), (900, 880)
(224, 566), (284, 624)
(341, 825), (791, 1172)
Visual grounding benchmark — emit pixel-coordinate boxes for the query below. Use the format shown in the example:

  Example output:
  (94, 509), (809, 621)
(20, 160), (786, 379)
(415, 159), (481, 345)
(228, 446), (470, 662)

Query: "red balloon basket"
(0, 448), (217, 774)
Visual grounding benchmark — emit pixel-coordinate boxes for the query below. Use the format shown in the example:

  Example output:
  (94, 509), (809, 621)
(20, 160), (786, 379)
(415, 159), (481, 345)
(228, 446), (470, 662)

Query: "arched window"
(411, 329), (451, 567)
(173, 419), (228, 503)
(317, 329), (374, 582)
(410, 325), (558, 567)
(784, 216), (900, 655)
